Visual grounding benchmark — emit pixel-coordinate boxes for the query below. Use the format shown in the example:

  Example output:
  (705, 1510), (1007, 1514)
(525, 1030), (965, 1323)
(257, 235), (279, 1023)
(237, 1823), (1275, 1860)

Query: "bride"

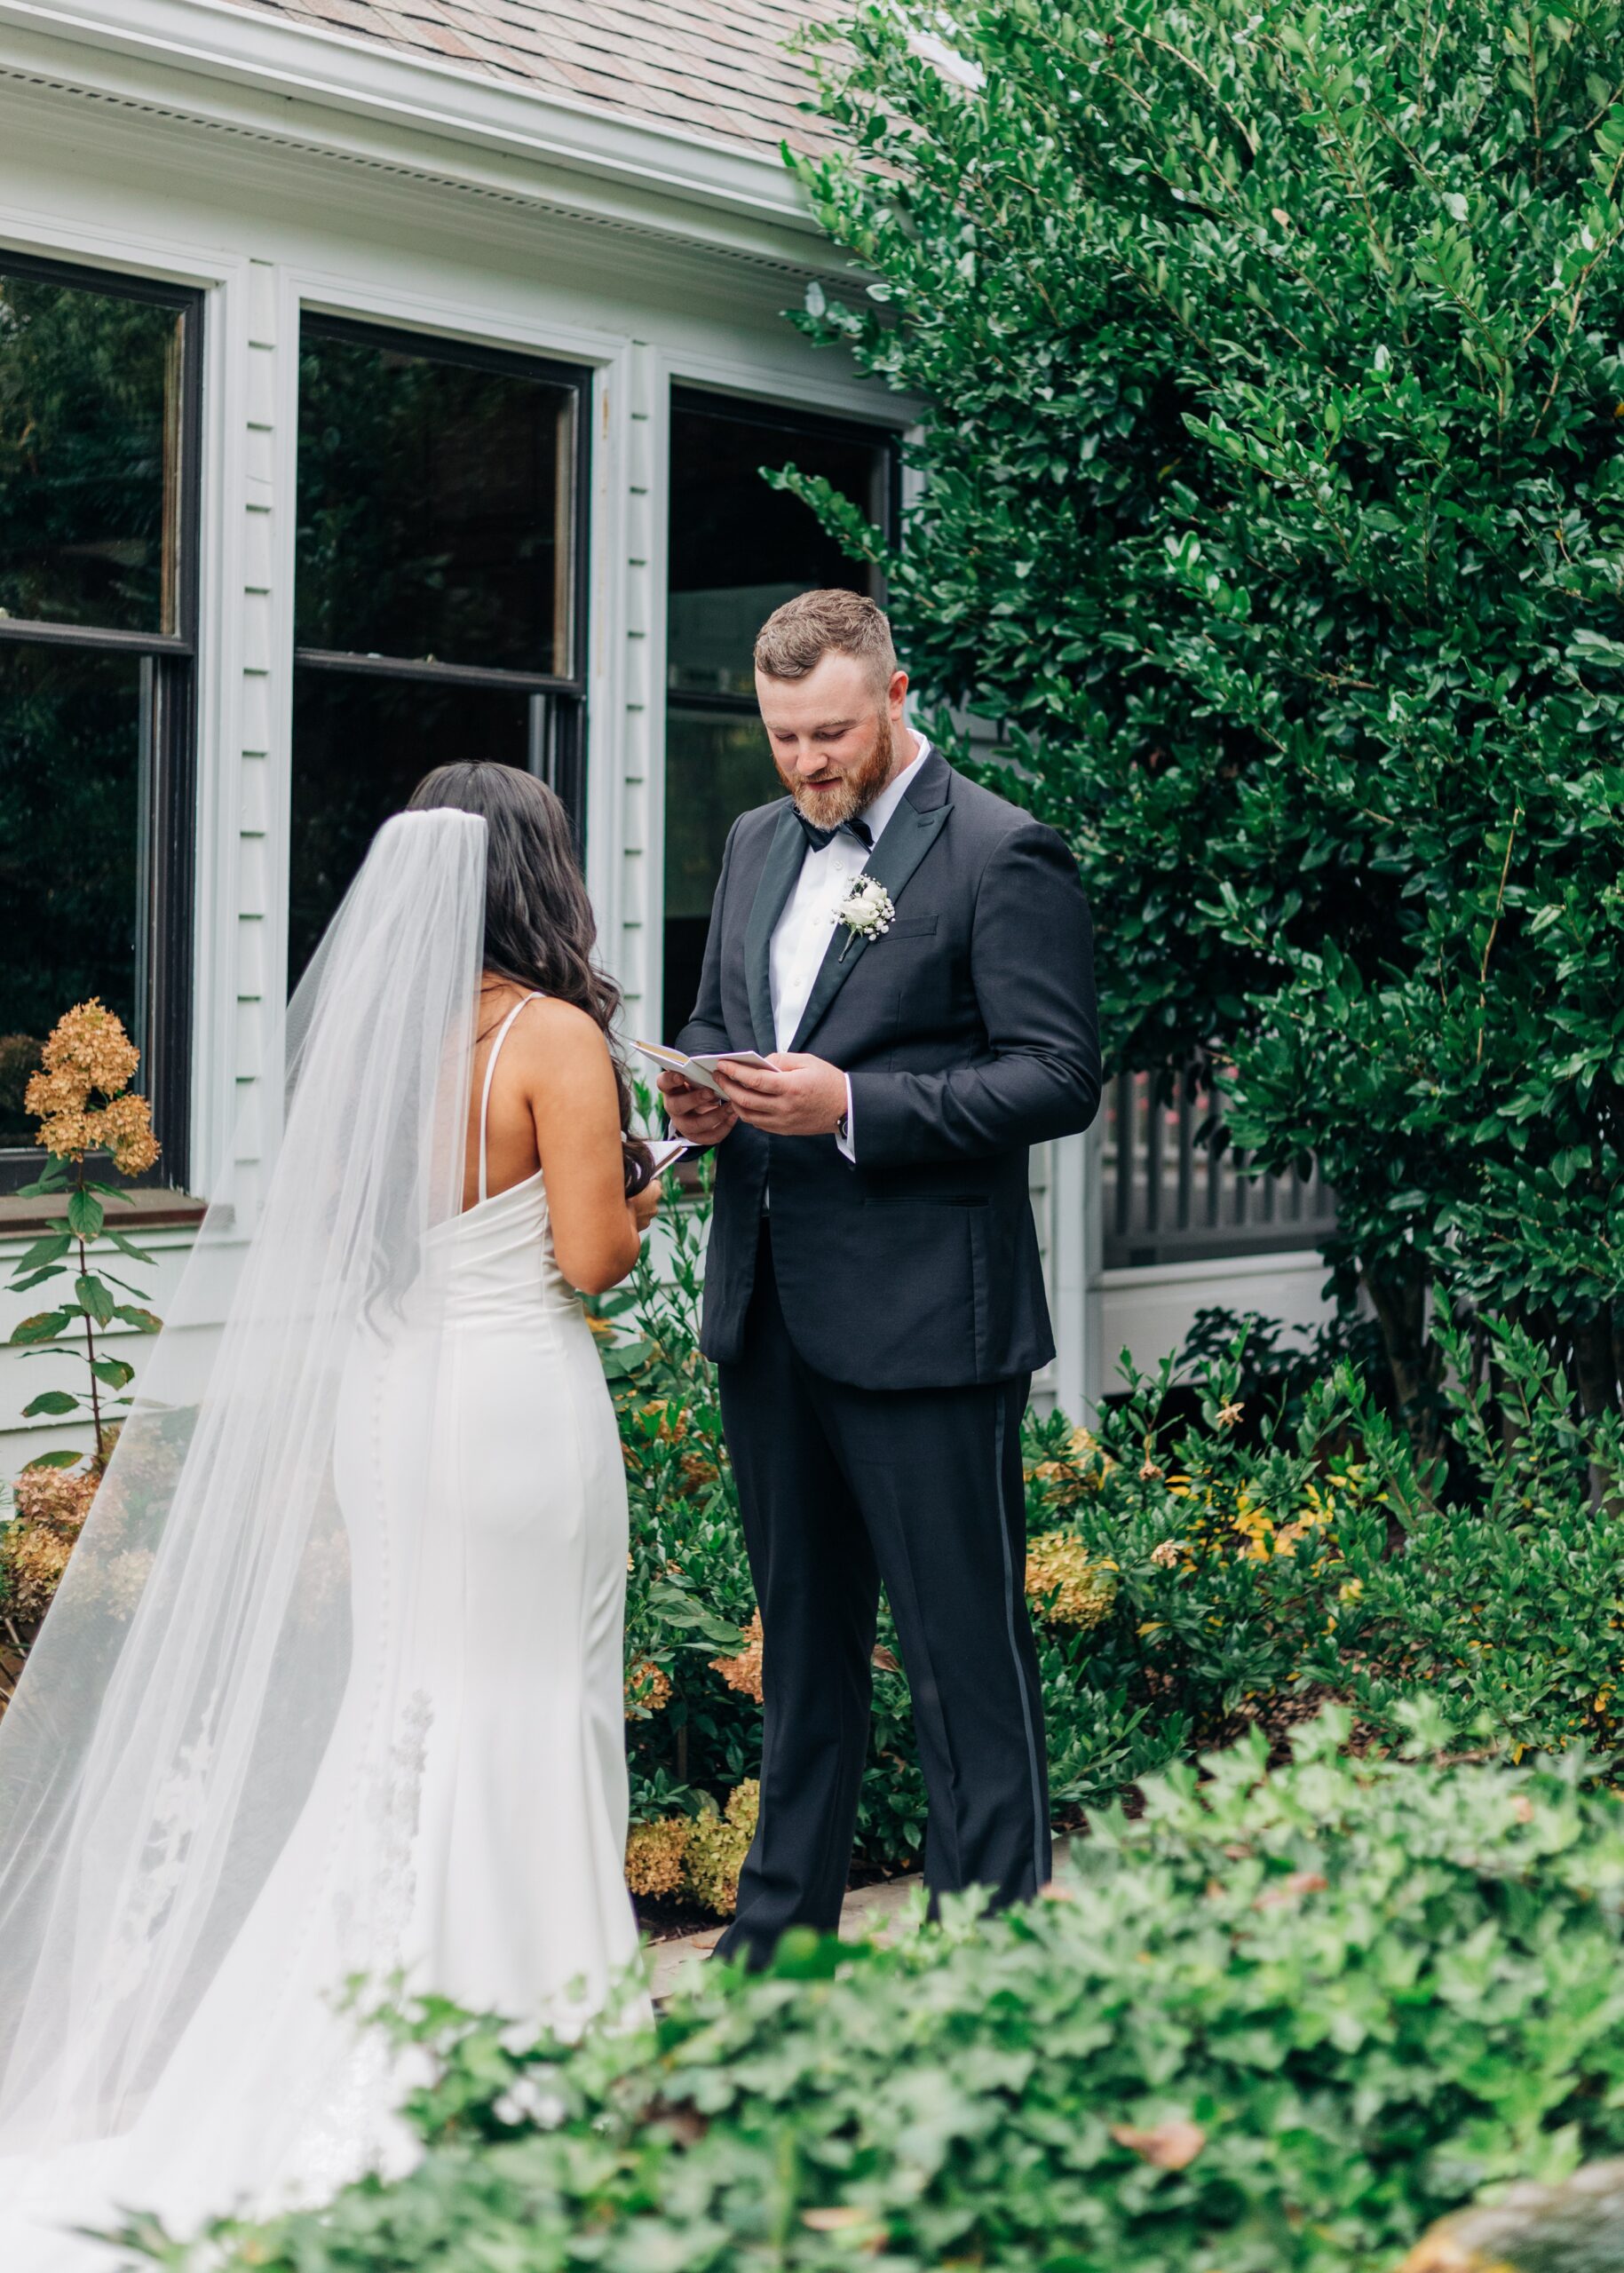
(0, 764), (660, 2265)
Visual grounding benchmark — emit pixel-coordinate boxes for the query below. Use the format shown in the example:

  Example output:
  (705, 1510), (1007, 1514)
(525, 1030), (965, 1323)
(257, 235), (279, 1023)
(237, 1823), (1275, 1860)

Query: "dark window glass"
(662, 708), (782, 1045)
(289, 669), (548, 985)
(0, 644), (143, 1141)
(0, 253), (199, 1185)
(289, 319), (589, 993)
(661, 392), (894, 1036)
(296, 325), (577, 675)
(667, 399), (891, 699)
(0, 270), (186, 636)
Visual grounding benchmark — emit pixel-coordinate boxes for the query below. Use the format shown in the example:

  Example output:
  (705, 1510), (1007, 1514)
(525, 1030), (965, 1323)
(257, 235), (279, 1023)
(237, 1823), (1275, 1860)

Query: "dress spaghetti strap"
(478, 993), (545, 1204)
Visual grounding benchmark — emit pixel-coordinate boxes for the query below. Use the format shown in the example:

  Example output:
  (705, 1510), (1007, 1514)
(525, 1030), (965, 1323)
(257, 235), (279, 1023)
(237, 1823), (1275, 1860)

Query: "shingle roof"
(220, 0), (844, 160)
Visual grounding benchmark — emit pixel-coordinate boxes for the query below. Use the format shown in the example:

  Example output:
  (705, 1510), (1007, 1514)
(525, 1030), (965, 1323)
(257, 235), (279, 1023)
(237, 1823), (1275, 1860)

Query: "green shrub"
(191, 1724), (1624, 2273)
(1062, 1319), (1624, 1760)
(777, 0), (1624, 1422)
(608, 1190), (1624, 1904)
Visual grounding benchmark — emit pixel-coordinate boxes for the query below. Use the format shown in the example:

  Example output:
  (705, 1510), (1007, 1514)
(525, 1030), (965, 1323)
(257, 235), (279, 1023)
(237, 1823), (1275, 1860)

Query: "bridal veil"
(0, 809), (487, 2229)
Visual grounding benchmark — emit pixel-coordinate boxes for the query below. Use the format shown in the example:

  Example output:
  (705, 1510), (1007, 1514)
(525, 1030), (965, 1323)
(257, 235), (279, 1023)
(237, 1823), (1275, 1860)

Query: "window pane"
(289, 669), (535, 986)
(0, 269), (186, 635)
(668, 397), (891, 698)
(0, 644), (142, 1141)
(296, 326), (576, 676)
(661, 706), (780, 1041)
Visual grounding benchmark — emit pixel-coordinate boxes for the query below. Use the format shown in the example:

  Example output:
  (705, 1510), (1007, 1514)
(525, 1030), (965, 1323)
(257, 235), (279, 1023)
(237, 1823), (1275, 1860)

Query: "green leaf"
(11, 1310), (72, 1346)
(12, 1162), (67, 1198)
(12, 1232), (72, 1274)
(67, 1188), (105, 1240)
(7, 1265), (70, 1295)
(75, 1276), (115, 1327)
(22, 1450), (84, 1472)
(21, 1390), (80, 1418)
(112, 1305), (163, 1334)
(644, 1581), (748, 1651)
(94, 1268), (153, 1300)
(90, 1357), (136, 1390)
(599, 1340), (653, 1380)
(102, 1229), (159, 1264)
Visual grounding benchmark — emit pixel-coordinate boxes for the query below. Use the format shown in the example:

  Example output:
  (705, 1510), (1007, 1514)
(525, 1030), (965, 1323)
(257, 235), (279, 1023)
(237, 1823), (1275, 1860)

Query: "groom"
(660, 589), (1100, 1965)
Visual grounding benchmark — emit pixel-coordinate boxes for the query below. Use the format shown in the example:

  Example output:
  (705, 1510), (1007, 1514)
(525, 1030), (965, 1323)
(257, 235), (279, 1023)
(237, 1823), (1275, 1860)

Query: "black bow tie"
(795, 811), (873, 854)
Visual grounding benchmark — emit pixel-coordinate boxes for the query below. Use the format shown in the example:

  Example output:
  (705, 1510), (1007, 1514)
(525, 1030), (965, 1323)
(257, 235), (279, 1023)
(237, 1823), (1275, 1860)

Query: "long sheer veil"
(0, 809), (486, 2200)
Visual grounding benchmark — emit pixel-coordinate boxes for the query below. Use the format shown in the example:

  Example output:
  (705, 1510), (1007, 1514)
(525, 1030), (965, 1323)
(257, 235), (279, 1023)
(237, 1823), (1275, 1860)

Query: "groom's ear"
(887, 668), (909, 721)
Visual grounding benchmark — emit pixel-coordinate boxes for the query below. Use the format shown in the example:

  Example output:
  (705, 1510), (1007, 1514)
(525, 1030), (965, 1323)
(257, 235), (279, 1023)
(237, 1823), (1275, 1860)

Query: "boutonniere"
(836, 874), (895, 960)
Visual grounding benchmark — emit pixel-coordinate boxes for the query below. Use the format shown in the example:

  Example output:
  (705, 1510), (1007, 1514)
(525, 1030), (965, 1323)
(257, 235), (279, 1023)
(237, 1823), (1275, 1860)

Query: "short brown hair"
(753, 588), (897, 693)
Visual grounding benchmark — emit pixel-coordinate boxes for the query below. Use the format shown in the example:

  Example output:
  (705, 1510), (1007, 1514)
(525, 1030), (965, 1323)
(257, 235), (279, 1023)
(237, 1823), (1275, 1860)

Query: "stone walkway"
(648, 1847), (1074, 1999)
(648, 1871), (926, 1999)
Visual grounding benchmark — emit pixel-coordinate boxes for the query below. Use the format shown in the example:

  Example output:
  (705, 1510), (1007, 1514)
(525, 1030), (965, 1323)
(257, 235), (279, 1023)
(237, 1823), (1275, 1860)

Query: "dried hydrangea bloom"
(1, 1523), (76, 1622)
(12, 1466), (98, 1534)
(682, 1779), (759, 1917)
(710, 1608), (764, 1703)
(40, 998), (139, 1097)
(23, 1066), (92, 1122)
(2, 1466), (99, 1621)
(89, 1092), (160, 1176)
(68, 1546), (155, 1625)
(623, 1816), (690, 1900)
(623, 1658), (673, 1718)
(1025, 1531), (1118, 1630)
(23, 1000), (159, 1171)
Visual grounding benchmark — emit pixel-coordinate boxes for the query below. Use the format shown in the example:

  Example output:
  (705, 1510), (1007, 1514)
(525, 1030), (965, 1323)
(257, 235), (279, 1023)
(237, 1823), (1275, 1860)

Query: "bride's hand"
(629, 1178), (662, 1236)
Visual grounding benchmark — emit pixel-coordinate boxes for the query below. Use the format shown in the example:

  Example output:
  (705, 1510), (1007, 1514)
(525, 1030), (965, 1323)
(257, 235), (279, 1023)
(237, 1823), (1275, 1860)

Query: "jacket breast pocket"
(884, 915), (939, 939)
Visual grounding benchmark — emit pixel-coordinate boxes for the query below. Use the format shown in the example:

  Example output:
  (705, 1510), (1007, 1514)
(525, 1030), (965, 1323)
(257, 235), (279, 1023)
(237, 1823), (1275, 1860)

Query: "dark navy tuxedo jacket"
(677, 748), (1102, 1390)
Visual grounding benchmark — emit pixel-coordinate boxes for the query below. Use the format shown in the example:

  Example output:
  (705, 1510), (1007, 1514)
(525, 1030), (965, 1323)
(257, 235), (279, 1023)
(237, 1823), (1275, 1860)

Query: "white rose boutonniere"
(836, 874), (896, 960)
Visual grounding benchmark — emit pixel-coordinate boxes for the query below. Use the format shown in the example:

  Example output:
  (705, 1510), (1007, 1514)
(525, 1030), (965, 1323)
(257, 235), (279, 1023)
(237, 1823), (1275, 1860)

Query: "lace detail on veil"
(104, 1730), (217, 2007)
(281, 1688), (435, 2205)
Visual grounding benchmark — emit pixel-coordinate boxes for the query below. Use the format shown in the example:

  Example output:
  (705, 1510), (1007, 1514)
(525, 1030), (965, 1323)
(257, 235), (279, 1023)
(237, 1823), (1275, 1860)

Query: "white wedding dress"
(0, 820), (641, 2267)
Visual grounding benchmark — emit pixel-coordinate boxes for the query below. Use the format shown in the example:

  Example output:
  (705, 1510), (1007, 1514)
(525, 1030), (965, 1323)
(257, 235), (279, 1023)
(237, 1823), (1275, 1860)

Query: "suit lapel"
(790, 785), (951, 1054)
(743, 804), (806, 1057)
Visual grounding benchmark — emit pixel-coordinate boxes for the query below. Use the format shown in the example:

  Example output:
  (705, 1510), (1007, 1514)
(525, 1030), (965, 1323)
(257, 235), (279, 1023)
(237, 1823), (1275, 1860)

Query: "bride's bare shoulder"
(500, 996), (614, 1085)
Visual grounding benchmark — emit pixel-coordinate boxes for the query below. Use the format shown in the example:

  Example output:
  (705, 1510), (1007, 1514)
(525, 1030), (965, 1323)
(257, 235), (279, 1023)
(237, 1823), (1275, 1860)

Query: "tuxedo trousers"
(714, 1221), (1050, 1966)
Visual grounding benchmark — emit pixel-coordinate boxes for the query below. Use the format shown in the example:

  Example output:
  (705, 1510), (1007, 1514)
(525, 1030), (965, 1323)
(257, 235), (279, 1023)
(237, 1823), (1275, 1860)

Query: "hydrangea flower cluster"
(23, 1000), (159, 1175)
(622, 1779), (761, 1916)
(1, 1466), (98, 1625)
(1025, 1530), (1119, 1631)
(710, 1607), (764, 1702)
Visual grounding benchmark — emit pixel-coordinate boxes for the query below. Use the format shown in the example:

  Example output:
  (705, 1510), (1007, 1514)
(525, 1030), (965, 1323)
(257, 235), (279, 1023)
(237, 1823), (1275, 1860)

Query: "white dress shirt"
(769, 734), (931, 1165)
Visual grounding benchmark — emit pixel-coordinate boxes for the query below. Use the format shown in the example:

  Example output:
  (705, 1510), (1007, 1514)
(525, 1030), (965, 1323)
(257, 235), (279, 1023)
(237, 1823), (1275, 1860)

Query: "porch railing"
(1101, 1069), (1336, 1270)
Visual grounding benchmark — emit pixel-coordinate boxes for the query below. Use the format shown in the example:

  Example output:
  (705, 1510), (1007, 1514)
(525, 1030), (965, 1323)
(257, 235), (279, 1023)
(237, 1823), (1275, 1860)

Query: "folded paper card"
(642, 1136), (691, 1174)
(633, 1040), (771, 1098)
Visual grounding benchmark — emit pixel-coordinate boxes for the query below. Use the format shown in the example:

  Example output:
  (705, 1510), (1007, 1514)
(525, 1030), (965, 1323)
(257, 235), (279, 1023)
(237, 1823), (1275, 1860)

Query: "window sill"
(0, 1189), (208, 1239)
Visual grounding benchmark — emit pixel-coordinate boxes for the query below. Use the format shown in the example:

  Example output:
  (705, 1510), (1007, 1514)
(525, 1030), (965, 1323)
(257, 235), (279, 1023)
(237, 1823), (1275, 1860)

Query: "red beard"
(779, 711), (895, 829)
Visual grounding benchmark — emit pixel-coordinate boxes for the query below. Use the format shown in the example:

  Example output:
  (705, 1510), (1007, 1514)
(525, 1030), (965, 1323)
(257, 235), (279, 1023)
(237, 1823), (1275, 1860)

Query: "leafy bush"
(1054, 1317), (1624, 1762)
(778, 0), (1624, 1420)
(608, 1182), (1624, 1908)
(194, 1724), (1624, 2273)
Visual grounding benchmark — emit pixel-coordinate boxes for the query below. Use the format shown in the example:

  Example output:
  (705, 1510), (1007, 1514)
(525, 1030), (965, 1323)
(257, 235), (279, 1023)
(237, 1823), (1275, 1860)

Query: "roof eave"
(0, 0), (824, 234)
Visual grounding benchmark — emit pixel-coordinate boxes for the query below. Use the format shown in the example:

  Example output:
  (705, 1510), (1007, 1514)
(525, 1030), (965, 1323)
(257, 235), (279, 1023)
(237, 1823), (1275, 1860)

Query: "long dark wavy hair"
(406, 762), (653, 1193)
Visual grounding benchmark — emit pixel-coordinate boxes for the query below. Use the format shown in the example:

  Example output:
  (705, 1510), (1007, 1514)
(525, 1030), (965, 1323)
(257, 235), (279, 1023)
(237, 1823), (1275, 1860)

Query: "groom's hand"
(713, 1053), (846, 1136)
(657, 1069), (738, 1145)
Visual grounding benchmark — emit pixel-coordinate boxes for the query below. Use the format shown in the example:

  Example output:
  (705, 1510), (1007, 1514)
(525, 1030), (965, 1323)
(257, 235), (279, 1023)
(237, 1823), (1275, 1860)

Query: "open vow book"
(633, 1040), (771, 1098)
